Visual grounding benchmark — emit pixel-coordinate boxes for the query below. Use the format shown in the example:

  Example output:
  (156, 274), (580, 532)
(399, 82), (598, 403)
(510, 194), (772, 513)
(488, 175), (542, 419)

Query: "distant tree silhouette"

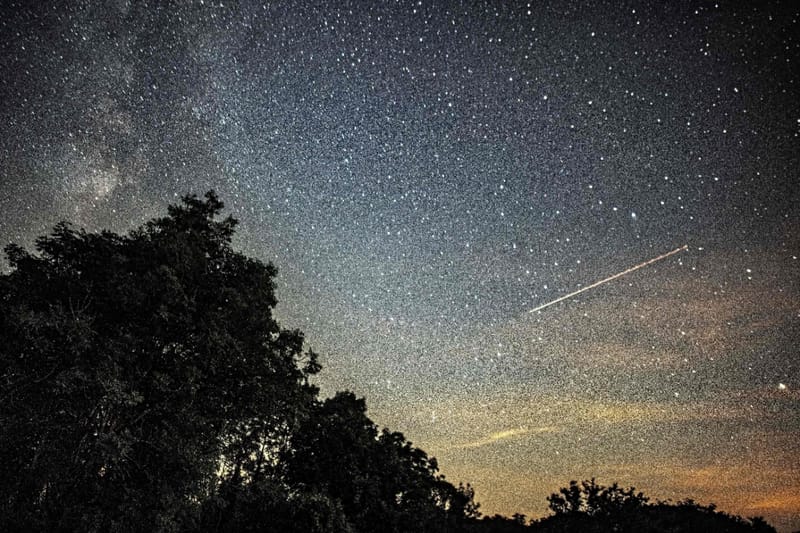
(531, 480), (776, 533)
(546, 478), (648, 517)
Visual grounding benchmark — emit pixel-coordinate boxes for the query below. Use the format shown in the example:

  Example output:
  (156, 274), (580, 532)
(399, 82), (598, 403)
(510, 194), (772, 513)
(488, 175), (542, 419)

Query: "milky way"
(1, 2), (798, 530)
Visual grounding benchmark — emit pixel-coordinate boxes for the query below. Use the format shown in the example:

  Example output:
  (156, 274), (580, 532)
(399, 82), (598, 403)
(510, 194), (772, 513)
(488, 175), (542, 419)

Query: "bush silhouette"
(531, 479), (776, 533)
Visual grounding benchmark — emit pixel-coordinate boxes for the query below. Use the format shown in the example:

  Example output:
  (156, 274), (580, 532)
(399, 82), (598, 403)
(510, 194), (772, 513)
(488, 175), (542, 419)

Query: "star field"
(1, 1), (798, 530)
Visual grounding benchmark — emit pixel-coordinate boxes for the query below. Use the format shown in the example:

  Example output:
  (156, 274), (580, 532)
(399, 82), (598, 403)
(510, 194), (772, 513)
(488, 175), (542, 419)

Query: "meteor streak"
(529, 245), (689, 313)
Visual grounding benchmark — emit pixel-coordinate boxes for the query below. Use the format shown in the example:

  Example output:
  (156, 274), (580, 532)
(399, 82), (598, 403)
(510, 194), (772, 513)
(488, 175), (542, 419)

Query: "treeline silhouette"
(0, 192), (776, 532)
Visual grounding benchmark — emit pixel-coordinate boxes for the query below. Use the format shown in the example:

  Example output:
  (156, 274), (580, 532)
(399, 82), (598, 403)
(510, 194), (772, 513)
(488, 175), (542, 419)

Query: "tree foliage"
(532, 479), (776, 533)
(547, 478), (648, 517)
(286, 391), (479, 532)
(0, 192), (477, 532)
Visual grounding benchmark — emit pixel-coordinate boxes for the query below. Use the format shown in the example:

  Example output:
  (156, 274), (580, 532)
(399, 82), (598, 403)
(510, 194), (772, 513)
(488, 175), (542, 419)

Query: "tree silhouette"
(534, 480), (776, 533)
(547, 478), (648, 517)
(0, 191), (478, 532)
(0, 192), (319, 530)
(286, 391), (479, 532)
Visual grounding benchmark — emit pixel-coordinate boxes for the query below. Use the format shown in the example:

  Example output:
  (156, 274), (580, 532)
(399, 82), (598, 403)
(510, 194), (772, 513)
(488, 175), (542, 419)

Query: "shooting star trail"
(529, 245), (689, 314)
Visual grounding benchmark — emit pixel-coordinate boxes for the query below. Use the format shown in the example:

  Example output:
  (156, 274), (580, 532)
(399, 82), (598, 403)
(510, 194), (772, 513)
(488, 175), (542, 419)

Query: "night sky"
(1, 1), (798, 530)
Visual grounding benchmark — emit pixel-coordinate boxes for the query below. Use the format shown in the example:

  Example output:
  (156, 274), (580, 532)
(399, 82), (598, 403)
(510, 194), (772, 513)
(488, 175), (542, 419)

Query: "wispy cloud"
(747, 491), (800, 512)
(450, 426), (556, 450)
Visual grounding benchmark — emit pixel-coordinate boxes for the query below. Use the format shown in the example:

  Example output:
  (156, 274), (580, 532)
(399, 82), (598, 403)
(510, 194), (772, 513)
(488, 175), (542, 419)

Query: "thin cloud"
(451, 426), (556, 450)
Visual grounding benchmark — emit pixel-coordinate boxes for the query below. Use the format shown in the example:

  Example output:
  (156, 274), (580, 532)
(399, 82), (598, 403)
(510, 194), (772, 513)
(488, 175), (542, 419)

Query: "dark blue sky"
(1, 1), (798, 529)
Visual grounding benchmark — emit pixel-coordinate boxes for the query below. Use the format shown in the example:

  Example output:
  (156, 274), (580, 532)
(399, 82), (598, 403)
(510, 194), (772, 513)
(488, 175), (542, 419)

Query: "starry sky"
(1, 1), (798, 530)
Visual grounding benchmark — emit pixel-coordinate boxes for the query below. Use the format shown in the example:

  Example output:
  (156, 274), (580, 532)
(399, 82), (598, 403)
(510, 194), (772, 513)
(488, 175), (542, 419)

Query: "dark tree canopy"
(1, 192), (321, 530)
(0, 192), (477, 532)
(285, 391), (479, 533)
(546, 478), (648, 517)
